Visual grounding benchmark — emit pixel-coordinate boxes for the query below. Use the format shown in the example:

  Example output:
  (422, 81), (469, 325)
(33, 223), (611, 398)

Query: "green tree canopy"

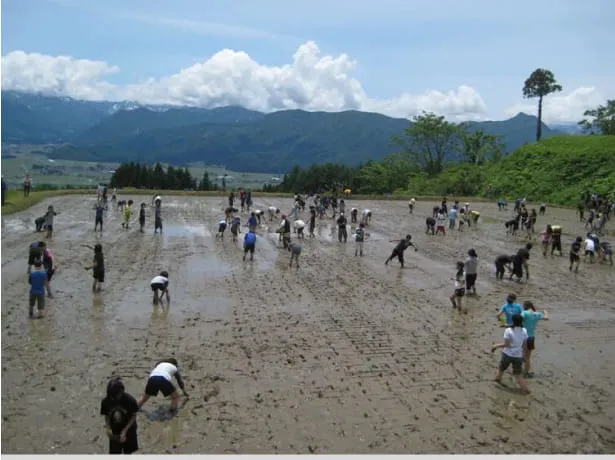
(522, 68), (563, 142)
(578, 99), (615, 135)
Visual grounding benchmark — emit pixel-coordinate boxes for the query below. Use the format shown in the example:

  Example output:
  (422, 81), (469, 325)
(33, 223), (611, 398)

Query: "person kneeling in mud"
(83, 243), (105, 293)
(494, 254), (514, 280)
(138, 358), (189, 415)
(385, 234), (418, 268)
(288, 242), (302, 268)
(450, 261), (466, 313)
(151, 271), (170, 305)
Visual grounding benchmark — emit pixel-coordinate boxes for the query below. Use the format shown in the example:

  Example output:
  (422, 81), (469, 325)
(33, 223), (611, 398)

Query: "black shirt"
(571, 241), (581, 254)
(337, 216), (347, 227)
(495, 255), (513, 264)
(100, 393), (139, 435)
(514, 248), (530, 265)
(94, 252), (105, 272)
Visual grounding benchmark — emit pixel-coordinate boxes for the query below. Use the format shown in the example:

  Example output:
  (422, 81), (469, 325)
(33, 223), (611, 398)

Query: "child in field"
(138, 358), (189, 415)
(139, 203), (146, 233)
(450, 261), (465, 312)
(230, 216), (241, 242)
(216, 220), (227, 237)
(243, 230), (256, 261)
(94, 202), (105, 235)
(150, 271), (170, 305)
(354, 223), (366, 256)
(84, 243), (105, 293)
(28, 260), (47, 318)
(100, 377), (140, 455)
(44, 205), (57, 238)
(288, 242), (302, 268)
(154, 203), (163, 234)
(122, 200), (133, 229)
(491, 314), (530, 394)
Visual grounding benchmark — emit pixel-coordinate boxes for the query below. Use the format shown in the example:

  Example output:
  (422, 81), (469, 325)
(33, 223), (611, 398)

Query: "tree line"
(110, 162), (220, 191)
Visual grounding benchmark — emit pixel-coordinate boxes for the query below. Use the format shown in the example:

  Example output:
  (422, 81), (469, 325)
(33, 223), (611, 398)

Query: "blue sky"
(2, 0), (614, 122)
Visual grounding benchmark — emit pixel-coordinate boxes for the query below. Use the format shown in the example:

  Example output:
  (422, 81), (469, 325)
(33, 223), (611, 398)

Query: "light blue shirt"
(499, 302), (523, 325)
(449, 208), (457, 220)
(521, 310), (544, 337)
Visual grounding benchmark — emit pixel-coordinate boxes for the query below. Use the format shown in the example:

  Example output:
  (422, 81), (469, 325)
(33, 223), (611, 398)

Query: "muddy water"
(2, 195), (614, 454)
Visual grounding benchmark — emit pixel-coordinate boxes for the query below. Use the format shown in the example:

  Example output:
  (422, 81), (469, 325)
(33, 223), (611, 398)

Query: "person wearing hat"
(497, 293), (523, 327)
(100, 377), (140, 454)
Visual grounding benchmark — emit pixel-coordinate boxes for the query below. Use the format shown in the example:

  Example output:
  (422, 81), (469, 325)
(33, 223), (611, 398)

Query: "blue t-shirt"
(244, 232), (256, 245)
(521, 310), (544, 337)
(248, 216), (257, 227)
(499, 302), (523, 325)
(29, 270), (47, 295)
(449, 208), (457, 220)
(95, 206), (104, 218)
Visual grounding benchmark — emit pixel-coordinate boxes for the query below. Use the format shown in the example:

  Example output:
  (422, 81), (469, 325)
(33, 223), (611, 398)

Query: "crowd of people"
(21, 188), (613, 453)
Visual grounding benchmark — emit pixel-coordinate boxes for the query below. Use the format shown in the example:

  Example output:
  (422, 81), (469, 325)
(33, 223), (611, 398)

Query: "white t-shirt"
(151, 275), (168, 286)
(585, 238), (595, 252)
(149, 362), (177, 382)
(154, 195), (162, 202)
(409, 198), (416, 205)
(218, 220), (226, 225)
(351, 208), (358, 213)
(362, 209), (371, 216)
(294, 220), (305, 229)
(268, 206), (277, 213)
(255, 209), (263, 215)
(503, 327), (528, 358)
(436, 214), (446, 226)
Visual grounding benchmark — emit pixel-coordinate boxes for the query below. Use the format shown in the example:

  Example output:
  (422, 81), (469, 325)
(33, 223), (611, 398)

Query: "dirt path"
(2, 195), (614, 454)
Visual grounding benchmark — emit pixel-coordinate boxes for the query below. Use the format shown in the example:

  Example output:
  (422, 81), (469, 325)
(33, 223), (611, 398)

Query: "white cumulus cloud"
(504, 87), (605, 124)
(2, 42), (486, 120)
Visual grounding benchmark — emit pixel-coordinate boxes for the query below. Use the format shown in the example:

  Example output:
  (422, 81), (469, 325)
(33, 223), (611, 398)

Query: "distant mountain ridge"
(1, 90), (569, 173)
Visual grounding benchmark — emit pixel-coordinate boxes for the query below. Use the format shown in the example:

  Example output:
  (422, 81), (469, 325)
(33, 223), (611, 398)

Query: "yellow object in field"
(344, 188), (352, 196)
(551, 225), (562, 234)
(471, 210), (480, 217)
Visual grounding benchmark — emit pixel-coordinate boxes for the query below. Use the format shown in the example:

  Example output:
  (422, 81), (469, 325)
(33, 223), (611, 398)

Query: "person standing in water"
(464, 249), (478, 295)
(354, 223), (366, 256)
(521, 301), (549, 378)
(243, 229), (257, 261)
(100, 377), (140, 455)
(94, 201), (105, 235)
(84, 243), (105, 293)
(288, 242), (302, 268)
(308, 207), (316, 238)
(385, 235), (418, 268)
(336, 212), (348, 243)
(497, 293), (523, 327)
(491, 314), (530, 394)
(450, 261), (466, 313)
(569, 236), (583, 272)
(44, 205), (57, 238)
(247, 212), (258, 232)
(408, 198), (416, 214)
(28, 260), (47, 318)
(154, 202), (163, 234)
(139, 203), (146, 233)
(138, 359), (189, 415)
(122, 200), (133, 229)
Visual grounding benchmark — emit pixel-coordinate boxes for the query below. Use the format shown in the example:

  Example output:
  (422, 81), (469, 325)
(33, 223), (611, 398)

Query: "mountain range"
(1, 90), (571, 173)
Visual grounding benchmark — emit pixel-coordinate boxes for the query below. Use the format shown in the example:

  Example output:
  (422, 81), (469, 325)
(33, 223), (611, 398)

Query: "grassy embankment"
(405, 136), (615, 205)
